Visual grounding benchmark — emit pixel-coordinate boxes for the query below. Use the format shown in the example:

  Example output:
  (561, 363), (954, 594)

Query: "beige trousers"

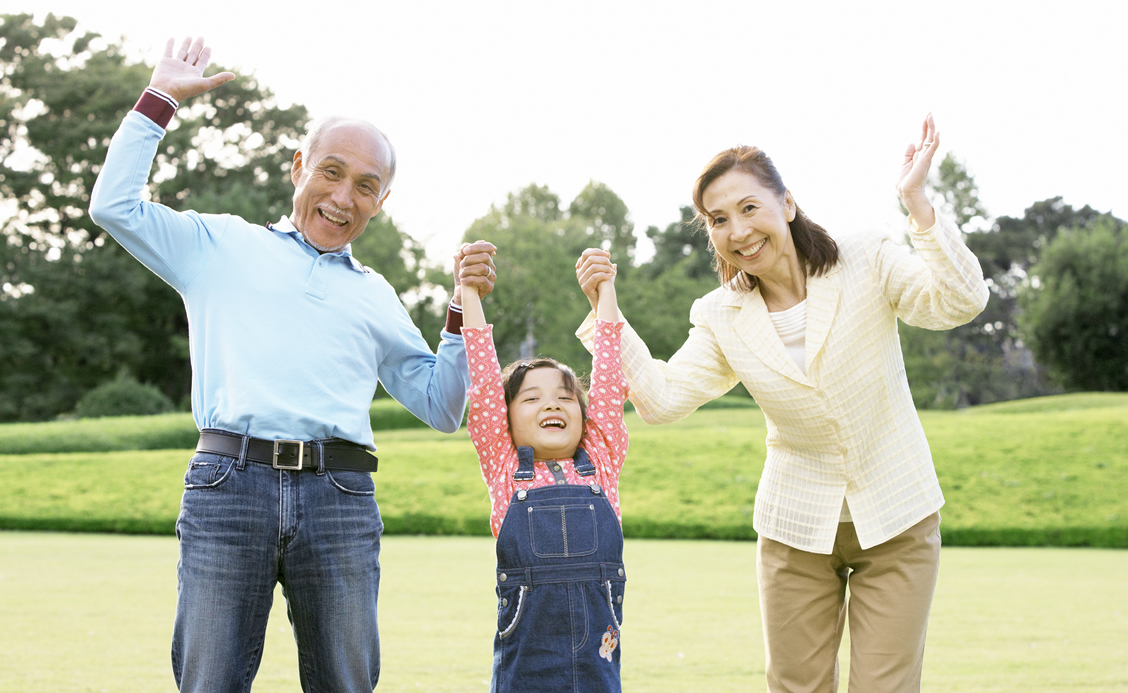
(757, 512), (941, 693)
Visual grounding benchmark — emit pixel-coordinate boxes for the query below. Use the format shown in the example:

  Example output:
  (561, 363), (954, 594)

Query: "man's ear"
(291, 150), (304, 186)
(371, 189), (391, 218)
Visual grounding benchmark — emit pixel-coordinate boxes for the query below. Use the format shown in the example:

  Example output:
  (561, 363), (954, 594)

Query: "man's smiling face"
(290, 120), (391, 252)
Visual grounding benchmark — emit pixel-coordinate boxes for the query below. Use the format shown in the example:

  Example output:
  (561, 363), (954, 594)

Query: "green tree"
(638, 206), (714, 280)
(896, 155), (1072, 408)
(932, 153), (989, 232)
(568, 181), (635, 273)
(617, 206), (718, 362)
(348, 212), (447, 352)
(0, 14), (437, 420)
(463, 184), (594, 369)
(1019, 216), (1128, 390)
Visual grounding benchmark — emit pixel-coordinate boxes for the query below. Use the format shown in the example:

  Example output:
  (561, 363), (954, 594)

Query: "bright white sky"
(4, 0), (1125, 265)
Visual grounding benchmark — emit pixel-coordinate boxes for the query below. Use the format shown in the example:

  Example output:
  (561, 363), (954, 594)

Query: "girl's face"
(508, 367), (584, 461)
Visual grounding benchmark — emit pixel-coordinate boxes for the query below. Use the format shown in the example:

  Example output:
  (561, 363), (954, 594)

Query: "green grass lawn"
(1, 393), (1126, 545)
(1, 532), (1125, 692)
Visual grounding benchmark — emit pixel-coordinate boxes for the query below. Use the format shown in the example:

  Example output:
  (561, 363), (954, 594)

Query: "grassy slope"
(0, 393), (1125, 546)
(0, 399), (431, 455)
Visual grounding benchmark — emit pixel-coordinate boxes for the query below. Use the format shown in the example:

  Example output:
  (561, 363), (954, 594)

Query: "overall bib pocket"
(528, 502), (599, 558)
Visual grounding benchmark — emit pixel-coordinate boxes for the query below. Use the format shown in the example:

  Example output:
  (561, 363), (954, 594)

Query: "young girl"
(459, 250), (629, 693)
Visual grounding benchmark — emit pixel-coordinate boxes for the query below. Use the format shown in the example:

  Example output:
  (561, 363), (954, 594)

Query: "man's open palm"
(149, 37), (234, 102)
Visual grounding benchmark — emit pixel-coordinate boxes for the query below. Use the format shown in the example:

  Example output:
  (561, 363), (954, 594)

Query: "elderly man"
(89, 38), (494, 692)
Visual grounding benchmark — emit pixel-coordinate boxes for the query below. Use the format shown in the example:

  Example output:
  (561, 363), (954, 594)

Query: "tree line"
(2, 13), (1126, 422)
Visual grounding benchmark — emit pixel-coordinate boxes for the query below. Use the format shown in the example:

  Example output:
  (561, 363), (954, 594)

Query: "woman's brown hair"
(691, 146), (839, 291)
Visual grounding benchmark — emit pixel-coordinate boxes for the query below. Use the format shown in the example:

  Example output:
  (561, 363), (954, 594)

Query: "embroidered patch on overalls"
(599, 625), (620, 662)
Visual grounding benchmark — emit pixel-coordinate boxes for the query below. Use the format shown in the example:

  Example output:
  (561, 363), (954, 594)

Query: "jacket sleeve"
(577, 302), (739, 425)
(872, 215), (990, 329)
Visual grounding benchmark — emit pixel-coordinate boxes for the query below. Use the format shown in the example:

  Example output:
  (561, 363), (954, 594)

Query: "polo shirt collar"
(271, 216), (369, 274)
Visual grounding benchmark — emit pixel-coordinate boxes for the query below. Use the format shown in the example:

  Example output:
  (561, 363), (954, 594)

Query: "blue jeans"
(171, 447), (382, 692)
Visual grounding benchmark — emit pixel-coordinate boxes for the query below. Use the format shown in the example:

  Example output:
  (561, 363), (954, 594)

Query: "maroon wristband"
(133, 88), (178, 129)
(446, 304), (464, 334)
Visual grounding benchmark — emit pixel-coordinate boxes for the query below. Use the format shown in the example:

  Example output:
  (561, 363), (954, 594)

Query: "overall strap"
(573, 447), (596, 476)
(513, 446), (536, 481)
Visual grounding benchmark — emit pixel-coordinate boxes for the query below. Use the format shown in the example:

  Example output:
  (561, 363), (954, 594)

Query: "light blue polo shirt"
(89, 111), (468, 448)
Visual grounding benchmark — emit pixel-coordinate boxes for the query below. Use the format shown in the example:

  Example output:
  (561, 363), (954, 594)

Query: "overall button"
(501, 598), (509, 607)
(617, 595), (623, 604)
(590, 484), (602, 495)
(517, 489), (527, 501)
(499, 573), (508, 582)
(555, 479), (565, 485)
(617, 568), (625, 577)
(552, 464), (561, 472)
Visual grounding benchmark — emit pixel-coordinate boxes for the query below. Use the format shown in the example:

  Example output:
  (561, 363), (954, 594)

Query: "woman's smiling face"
(703, 169), (798, 284)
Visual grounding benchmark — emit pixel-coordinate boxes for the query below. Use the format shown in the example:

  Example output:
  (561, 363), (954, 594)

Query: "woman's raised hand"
(149, 37), (235, 102)
(896, 113), (939, 229)
(576, 248), (617, 312)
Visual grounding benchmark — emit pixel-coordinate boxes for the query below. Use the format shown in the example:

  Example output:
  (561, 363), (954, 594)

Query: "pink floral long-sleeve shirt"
(464, 321), (630, 538)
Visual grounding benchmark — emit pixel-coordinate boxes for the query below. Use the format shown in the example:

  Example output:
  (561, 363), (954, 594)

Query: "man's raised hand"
(149, 37), (235, 102)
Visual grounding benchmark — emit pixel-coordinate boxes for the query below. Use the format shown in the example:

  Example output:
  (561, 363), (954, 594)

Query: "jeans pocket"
(496, 585), (528, 638)
(528, 503), (599, 558)
(183, 454), (237, 490)
(325, 469), (375, 496)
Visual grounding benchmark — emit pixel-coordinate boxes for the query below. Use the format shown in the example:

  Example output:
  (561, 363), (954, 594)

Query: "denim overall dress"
(491, 446), (627, 693)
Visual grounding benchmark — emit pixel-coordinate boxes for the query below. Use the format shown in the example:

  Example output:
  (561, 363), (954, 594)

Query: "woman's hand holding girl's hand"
(896, 113), (939, 230)
(576, 248), (617, 312)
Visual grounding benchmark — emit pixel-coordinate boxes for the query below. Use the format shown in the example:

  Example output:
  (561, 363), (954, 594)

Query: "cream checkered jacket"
(578, 217), (988, 553)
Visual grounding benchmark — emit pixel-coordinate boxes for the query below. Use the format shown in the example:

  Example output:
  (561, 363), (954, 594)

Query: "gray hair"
(300, 116), (397, 194)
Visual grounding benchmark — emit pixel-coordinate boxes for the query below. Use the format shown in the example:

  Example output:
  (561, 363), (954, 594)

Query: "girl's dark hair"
(691, 145), (839, 292)
(501, 357), (589, 438)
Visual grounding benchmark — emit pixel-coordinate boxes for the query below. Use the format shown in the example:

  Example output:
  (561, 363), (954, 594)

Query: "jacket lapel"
(726, 287), (810, 386)
(803, 268), (841, 375)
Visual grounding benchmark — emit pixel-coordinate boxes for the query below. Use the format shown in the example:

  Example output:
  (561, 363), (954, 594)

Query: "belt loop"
(524, 567), (533, 589)
(236, 433), (250, 470)
(315, 440), (326, 475)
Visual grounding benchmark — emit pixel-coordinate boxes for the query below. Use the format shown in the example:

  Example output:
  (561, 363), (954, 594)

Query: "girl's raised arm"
(576, 248), (620, 322)
(457, 253), (487, 328)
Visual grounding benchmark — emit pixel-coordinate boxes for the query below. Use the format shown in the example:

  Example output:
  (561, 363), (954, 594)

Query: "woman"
(575, 115), (988, 692)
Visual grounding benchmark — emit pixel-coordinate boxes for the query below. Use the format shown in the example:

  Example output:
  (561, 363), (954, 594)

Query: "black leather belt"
(196, 429), (378, 472)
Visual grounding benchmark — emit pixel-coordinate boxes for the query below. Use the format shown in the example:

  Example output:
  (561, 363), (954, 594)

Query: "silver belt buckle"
(272, 439), (304, 470)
